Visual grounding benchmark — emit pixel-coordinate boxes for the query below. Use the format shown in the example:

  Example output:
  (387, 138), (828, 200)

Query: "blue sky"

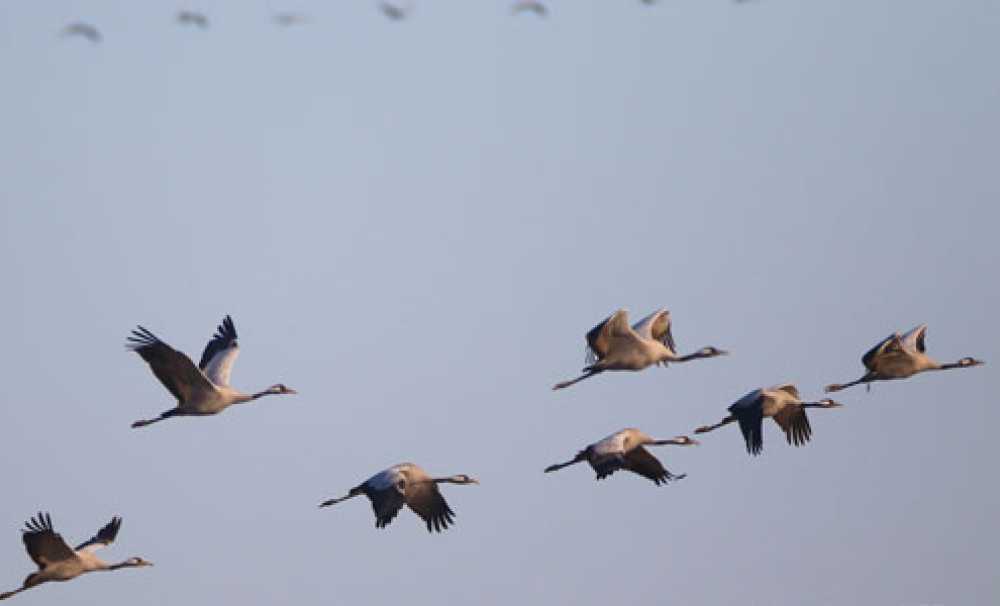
(0, 1), (997, 604)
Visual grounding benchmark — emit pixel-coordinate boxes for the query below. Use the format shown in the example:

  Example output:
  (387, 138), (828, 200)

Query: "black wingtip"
(219, 315), (237, 340)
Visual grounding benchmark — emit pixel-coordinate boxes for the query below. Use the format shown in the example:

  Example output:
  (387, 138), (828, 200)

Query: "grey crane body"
(553, 309), (727, 390)
(544, 428), (698, 485)
(128, 315), (296, 428)
(272, 13), (311, 27)
(694, 384), (842, 456)
(512, 1), (548, 16)
(0, 513), (151, 601)
(61, 23), (101, 43)
(825, 324), (983, 393)
(319, 463), (478, 533)
(379, 2), (411, 20)
(176, 11), (209, 28)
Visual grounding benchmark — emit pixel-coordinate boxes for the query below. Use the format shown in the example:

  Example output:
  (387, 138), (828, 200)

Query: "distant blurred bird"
(127, 315), (297, 428)
(0, 513), (151, 601)
(825, 324), (983, 393)
(512, 1), (548, 16)
(319, 463), (479, 533)
(60, 22), (101, 44)
(695, 384), (842, 456)
(378, 1), (412, 20)
(544, 428), (697, 485)
(553, 308), (728, 390)
(272, 12), (311, 27)
(176, 10), (209, 28)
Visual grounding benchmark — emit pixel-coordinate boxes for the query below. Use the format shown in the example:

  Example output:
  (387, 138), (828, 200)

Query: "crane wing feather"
(199, 316), (239, 386)
(364, 485), (406, 529)
(772, 406), (813, 447)
(21, 513), (76, 569)
(861, 332), (903, 369)
(728, 391), (764, 455)
(75, 516), (121, 553)
(632, 309), (676, 353)
(585, 309), (642, 365)
(588, 450), (627, 480)
(405, 483), (456, 533)
(128, 326), (215, 403)
(900, 324), (928, 354)
(361, 468), (407, 529)
(624, 446), (681, 485)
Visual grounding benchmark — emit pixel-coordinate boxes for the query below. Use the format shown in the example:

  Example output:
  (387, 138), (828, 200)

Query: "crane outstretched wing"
(127, 326), (214, 403)
(624, 447), (683, 485)
(199, 315), (239, 387)
(729, 390), (765, 456)
(405, 483), (456, 533)
(585, 309), (638, 365)
(75, 516), (121, 553)
(632, 309), (676, 354)
(588, 448), (628, 480)
(22, 513), (76, 569)
(861, 332), (903, 369)
(900, 324), (928, 354)
(772, 406), (813, 447)
(362, 473), (407, 529)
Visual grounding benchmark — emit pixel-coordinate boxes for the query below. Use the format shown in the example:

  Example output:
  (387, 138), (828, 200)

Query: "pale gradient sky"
(0, 1), (997, 605)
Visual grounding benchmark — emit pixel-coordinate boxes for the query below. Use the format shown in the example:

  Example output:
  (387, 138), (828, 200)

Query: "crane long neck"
(107, 561), (137, 571)
(649, 438), (686, 446)
(935, 359), (975, 371)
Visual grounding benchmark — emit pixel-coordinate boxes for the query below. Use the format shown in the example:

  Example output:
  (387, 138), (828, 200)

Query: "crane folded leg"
(552, 369), (602, 391)
(131, 409), (179, 429)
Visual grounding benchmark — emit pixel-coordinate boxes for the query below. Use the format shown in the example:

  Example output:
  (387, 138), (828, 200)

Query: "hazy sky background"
(0, 1), (997, 604)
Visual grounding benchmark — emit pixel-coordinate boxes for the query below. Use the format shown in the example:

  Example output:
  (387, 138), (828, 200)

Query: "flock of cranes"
(56, 2), (759, 43)
(0, 311), (983, 599)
